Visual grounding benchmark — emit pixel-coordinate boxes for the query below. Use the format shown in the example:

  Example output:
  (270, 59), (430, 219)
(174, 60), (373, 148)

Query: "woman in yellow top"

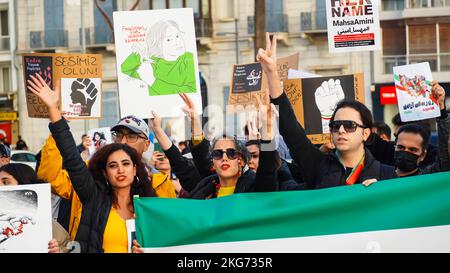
(28, 73), (156, 253)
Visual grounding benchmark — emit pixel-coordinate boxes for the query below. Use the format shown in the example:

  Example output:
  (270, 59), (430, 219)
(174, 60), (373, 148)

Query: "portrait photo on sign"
(0, 184), (52, 253)
(87, 127), (112, 154)
(61, 78), (102, 118)
(114, 8), (203, 118)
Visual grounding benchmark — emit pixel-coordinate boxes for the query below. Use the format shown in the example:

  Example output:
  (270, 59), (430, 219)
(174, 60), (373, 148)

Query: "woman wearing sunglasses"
(149, 94), (280, 199)
(257, 33), (397, 189)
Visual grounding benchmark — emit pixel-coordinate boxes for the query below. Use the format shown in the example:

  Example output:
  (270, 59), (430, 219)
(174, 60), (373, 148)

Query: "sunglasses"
(211, 149), (240, 160)
(329, 120), (366, 133)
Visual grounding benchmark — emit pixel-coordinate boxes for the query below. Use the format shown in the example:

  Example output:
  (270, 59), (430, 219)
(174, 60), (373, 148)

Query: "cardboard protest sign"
(114, 8), (203, 118)
(283, 73), (365, 144)
(277, 53), (299, 81)
(0, 184), (52, 253)
(326, 0), (381, 53)
(393, 62), (440, 122)
(227, 62), (267, 112)
(87, 127), (112, 155)
(228, 54), (298, 112)
(23, 53), (103, 119)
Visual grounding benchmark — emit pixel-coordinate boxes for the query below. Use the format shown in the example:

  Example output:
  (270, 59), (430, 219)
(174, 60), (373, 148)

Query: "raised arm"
(150, 110), (201, 192)
(432, 81), (450, 172)
(27, 74), (97, 204)
(256, 33), (326, 185)
(180, 93), (214, 178)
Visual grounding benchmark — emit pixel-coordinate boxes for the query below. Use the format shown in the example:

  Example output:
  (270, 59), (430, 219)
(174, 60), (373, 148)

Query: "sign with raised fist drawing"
(22, 53), (102, 119)
(283, 73), (365, 144)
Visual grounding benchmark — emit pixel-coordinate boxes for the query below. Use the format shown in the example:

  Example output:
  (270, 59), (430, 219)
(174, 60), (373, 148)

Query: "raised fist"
(70, 78), (99, 116)
(315, 79), (345, 133)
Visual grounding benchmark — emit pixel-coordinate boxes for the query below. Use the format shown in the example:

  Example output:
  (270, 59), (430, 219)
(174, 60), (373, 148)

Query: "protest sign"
(23, 53), (102, 119)
(114, 8), (203, 118)
(284, 73), (365, 144)
(277, 53), (299, 81)
(326, 0), (381, 53)
(0, 184), (52, 253)
(87, 127), (112, 155)
(393, 62), (440, 122)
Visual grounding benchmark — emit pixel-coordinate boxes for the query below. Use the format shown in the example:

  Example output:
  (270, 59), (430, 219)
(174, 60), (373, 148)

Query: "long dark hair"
(0, 163), (45, 185)
(88, 143), (156, 209)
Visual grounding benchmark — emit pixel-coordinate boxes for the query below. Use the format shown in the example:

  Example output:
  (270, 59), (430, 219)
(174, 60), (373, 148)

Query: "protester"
(15, 136), (28, 150)
(372, 121), (392, 142)
(28, 73), (157, 253)
(36, 116), (176, 241)
(150, 92), (279, 199)
(257, 32), (396, 189)
(0, 143), (11, 167)
(393, 82), (450, 177)
(151, 151), (187, 197)
(0, 163), (71, 253)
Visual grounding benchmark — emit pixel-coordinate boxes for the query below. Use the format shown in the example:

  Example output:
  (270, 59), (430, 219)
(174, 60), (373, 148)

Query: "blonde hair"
(146, 20), (183, 59)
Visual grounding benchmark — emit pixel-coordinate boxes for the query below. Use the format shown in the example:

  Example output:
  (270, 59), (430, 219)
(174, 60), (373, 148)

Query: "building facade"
(0, 0), (18, 147)
(16, 0), (444, 151)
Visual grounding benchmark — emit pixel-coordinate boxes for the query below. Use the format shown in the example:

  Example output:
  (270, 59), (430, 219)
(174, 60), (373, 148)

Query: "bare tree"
(254, 0), (265, 61)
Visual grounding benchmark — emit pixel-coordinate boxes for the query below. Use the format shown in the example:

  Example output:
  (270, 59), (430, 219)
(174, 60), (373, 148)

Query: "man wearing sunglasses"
(257, 32), (397, 189)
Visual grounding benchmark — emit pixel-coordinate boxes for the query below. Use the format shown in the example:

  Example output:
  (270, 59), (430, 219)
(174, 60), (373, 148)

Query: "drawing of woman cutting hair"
(121, 20), (197, 96)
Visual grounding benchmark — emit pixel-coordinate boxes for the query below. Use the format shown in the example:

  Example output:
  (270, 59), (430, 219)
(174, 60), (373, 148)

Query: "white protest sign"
(114, 8), (203, 118)
(393, 62), (440, 122)
(326, 0), (381, 53)
(0, 184), (52, 253)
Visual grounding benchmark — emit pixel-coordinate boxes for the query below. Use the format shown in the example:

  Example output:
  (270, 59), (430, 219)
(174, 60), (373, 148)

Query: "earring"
(134, 176), (140, 184)
(104, 177), (110, 186)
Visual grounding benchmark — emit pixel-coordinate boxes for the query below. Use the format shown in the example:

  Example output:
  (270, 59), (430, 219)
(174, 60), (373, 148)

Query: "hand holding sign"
(315, 79), (345, 133)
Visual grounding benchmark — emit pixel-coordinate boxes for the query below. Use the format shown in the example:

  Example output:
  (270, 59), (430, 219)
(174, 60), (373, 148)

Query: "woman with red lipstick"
(150, 94), (280, 199)
(27, 74), (156, 253)
(257, 33), (397, 189)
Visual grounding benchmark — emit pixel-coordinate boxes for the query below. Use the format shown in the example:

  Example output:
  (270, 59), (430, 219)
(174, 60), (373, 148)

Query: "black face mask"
(394, 151), (420, 173)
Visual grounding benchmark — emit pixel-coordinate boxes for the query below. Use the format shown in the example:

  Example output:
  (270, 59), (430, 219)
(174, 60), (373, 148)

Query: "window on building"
(149, 0), (211, 18)
(408, 24), (437, 70)
(44, 0), (66, 47)
(99, 91), (119, 128)
(94, 0), (116, 44)
(440, 23), (450, 71)
(382, 0), (405, 10)
(0, 65), (10, 94)
(0, 9), (9, 51)
(266, 0), (287, 32)
(409, 0), (428, 7)
(382, 23), (407, 73)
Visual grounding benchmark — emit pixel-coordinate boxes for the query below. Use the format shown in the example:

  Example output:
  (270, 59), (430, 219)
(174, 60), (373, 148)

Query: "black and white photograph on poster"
(231, 63), (263, 94)
(0, 184), (52, 253)
(88, 127), (112, 155)
(302, 75), (355, 135)
(61, 78), (102, 118)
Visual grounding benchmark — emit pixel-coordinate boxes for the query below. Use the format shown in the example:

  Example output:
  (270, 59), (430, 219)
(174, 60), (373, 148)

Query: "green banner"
(135, 172), (450, 248)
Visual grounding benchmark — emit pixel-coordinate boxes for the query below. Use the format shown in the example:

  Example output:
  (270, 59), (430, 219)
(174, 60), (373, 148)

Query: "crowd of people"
(1, 33), (449, 253)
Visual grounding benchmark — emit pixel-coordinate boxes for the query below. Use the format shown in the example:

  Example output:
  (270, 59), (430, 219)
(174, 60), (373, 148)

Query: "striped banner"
(135, 172), (450, 253)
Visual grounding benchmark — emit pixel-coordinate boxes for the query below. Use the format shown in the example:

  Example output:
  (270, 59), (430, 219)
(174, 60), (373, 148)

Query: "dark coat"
(271, 93), (397, 190)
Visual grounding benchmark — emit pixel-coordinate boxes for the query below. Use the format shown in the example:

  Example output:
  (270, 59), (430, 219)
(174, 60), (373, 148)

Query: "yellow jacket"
(37, 135), (177, 240)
